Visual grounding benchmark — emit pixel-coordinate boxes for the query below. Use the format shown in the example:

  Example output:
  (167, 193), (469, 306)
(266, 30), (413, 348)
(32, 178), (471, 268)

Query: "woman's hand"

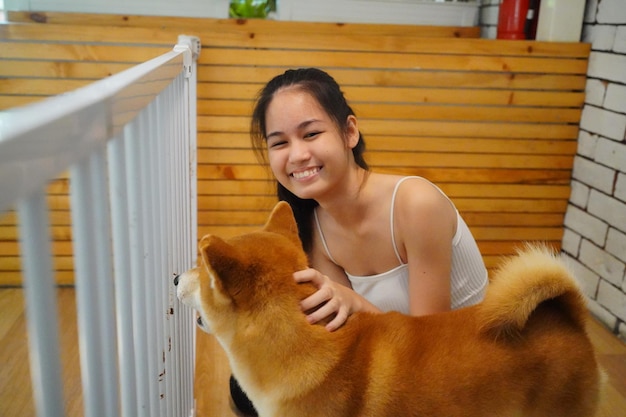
(293, 268), (361, 332)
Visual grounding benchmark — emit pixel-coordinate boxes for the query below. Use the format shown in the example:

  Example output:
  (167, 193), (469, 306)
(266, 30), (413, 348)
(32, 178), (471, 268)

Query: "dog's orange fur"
(176, 201), (602, 417)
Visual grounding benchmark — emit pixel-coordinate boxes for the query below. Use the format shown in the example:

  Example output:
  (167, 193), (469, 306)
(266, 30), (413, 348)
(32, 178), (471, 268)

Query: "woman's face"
(264, 87), (358, 201)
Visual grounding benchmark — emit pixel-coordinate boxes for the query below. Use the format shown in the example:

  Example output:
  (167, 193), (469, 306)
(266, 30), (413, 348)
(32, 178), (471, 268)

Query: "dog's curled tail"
(479, 243), (588, 338)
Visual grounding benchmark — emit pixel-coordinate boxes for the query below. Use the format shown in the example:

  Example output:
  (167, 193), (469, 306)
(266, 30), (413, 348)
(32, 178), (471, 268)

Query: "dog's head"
(175, 201), (311, 338)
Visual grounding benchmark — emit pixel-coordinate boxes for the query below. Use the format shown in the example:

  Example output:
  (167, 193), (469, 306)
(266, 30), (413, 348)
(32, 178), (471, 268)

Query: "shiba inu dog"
(176, 201), (601, 417)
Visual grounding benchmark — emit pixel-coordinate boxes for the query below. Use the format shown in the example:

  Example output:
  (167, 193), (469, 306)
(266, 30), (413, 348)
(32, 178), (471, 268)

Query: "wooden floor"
(0, 288), (84, 416)
(1, 287), (625, 416)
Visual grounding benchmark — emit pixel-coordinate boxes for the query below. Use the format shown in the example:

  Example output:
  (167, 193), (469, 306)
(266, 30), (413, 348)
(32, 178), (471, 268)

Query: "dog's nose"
(174, 274), (180, 286)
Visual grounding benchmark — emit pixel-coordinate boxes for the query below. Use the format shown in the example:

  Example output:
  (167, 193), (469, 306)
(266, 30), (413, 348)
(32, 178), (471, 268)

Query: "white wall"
(4, 0), (479, 25)
(276, 0), (479, 26)
(561, 0), (626, 341)
(4, 0), (231, 18)
(479, 3), (626, 341)
(479, 0), (499, 38)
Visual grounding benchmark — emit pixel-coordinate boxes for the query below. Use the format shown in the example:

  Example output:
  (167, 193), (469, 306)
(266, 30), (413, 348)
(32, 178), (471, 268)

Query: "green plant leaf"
(229, 0), (271, 18)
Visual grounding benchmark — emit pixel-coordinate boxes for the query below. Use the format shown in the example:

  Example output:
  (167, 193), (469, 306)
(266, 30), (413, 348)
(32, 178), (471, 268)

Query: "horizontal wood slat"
(189, 196), (570, 213)
(0, 240), (73, 257)
(198, 133), (578, 154)
(0, 40), (170, 62)
(196, 148), (577, 169)
(199, 84), (586, 107)
(199, 99), (583, 123)
(198, 66), (588, 90)
(0, 13), (589, 286)
(195, 180), (572, 199)
(196, 164), (573, 184)
(199, 49), (589, 73)
(0, 59), (133, 79)
(198, 116), (581, 140)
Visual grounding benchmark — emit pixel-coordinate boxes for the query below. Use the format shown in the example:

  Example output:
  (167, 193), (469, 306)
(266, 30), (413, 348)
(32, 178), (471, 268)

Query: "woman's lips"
(291, 167), (320, 180)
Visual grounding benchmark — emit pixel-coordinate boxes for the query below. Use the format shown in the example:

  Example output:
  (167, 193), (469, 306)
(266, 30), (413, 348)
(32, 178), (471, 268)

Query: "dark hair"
(251, 68), (368, 253)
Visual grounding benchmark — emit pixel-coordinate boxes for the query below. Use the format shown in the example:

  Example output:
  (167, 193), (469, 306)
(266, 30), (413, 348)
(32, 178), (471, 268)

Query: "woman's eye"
(268, 140), (287, 148)
(304, 131), (321, 139)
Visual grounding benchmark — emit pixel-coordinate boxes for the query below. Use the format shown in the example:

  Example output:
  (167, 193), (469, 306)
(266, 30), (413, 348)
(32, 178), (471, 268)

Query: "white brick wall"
(596, 137), (626, 171)
(583, 24), (617, 50)
(584, 78), (607, 106)
(587, 51), (626, 83)
(562, 228), (583, 255)
(564, 205), (608, 246)
(580, 239), (625, 286)
(598, 281), (626, 321)
(481, 0), (626, 339)
(588, 190), (626, 235)
(616, 173), (626, 202)
(479, 0), (499, 39)
(571, 155), (615, 194)
(606, 228), (626, 264)
(584, 0), (599, 23)
(564, 254), (601, 298)
(615, 26), (626, 53)
(563, 0), (626, 340)
(580, 103), (626, 140)
(577, 130), (599, 158)
(597, 0), (626, 24)
(605, 82), (626, 113)
(569, 180), (590, 208)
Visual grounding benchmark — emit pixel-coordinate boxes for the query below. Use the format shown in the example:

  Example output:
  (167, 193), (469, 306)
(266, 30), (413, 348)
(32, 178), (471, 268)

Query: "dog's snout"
(174, 274), (180, 286)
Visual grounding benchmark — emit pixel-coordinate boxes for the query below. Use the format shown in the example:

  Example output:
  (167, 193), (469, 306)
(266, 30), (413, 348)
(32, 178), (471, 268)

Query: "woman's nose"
(288, 139), (311, 163)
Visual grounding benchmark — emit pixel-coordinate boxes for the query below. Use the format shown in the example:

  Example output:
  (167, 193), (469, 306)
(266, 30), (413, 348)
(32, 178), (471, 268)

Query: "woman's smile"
(291, 167), (321, 180)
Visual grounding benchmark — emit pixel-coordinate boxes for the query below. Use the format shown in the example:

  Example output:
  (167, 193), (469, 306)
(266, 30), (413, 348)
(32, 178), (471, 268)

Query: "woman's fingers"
(303, 294), (338, 323)
(294, 268), (331, 311)
(293, 268), (321, 284)
(293, 268), (352, 331)
(325, 307), (349, 332)
(299, 286), (331, 312)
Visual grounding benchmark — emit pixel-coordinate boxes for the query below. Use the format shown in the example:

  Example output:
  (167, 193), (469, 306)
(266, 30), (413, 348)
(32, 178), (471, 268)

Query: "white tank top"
(314, 176), (488, 313)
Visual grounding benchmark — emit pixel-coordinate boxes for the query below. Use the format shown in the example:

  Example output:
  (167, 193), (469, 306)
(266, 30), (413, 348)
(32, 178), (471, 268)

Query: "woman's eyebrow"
(266, 119), (321, 139)
(266, 130), (282, 140)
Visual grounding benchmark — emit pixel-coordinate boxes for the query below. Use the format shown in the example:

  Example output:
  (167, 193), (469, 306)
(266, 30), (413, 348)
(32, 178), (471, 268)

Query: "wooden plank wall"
(0, 12), (588, 285)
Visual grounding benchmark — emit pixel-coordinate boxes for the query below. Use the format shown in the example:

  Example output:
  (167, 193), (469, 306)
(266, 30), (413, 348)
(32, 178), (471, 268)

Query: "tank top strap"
(390, 176), (460, 265)
(316, 176), (422, 267)
(390, 177), (417, 265)
(313, 208), (340, 265)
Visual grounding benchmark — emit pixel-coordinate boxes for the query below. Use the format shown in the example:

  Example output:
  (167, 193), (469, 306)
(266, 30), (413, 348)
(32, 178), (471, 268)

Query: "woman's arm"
(395, 179), (457, 316)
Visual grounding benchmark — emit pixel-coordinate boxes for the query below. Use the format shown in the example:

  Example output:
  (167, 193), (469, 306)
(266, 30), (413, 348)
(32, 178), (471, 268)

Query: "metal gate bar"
(0, 35), (200, 417)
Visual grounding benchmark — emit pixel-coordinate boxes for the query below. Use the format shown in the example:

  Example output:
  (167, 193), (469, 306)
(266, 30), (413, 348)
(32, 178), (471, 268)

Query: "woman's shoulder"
(365, 173), (453, 216)
(392, 176), (448, 202)
(370, 173), (437, 190)
(391, 176), (456, 223)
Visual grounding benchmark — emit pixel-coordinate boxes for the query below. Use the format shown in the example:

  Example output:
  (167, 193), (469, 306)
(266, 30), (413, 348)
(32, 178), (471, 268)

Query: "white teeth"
(292, 168), (319, 179)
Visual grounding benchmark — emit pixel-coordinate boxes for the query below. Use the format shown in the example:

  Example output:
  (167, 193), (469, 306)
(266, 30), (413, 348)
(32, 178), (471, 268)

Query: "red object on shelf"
(497, 0), (530, 40)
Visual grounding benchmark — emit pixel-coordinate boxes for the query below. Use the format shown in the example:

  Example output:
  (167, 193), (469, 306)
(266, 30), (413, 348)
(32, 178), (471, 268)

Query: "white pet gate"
(0, 35), (200, 417)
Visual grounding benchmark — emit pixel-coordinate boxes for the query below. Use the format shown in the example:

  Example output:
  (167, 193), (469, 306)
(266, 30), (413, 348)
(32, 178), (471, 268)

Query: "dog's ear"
(199, 235), (243, 294)
(263, 201), (301, 248)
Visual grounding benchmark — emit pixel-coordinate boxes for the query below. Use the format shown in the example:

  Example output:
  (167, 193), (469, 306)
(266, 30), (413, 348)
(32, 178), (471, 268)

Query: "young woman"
(230, 68), (488, 416)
